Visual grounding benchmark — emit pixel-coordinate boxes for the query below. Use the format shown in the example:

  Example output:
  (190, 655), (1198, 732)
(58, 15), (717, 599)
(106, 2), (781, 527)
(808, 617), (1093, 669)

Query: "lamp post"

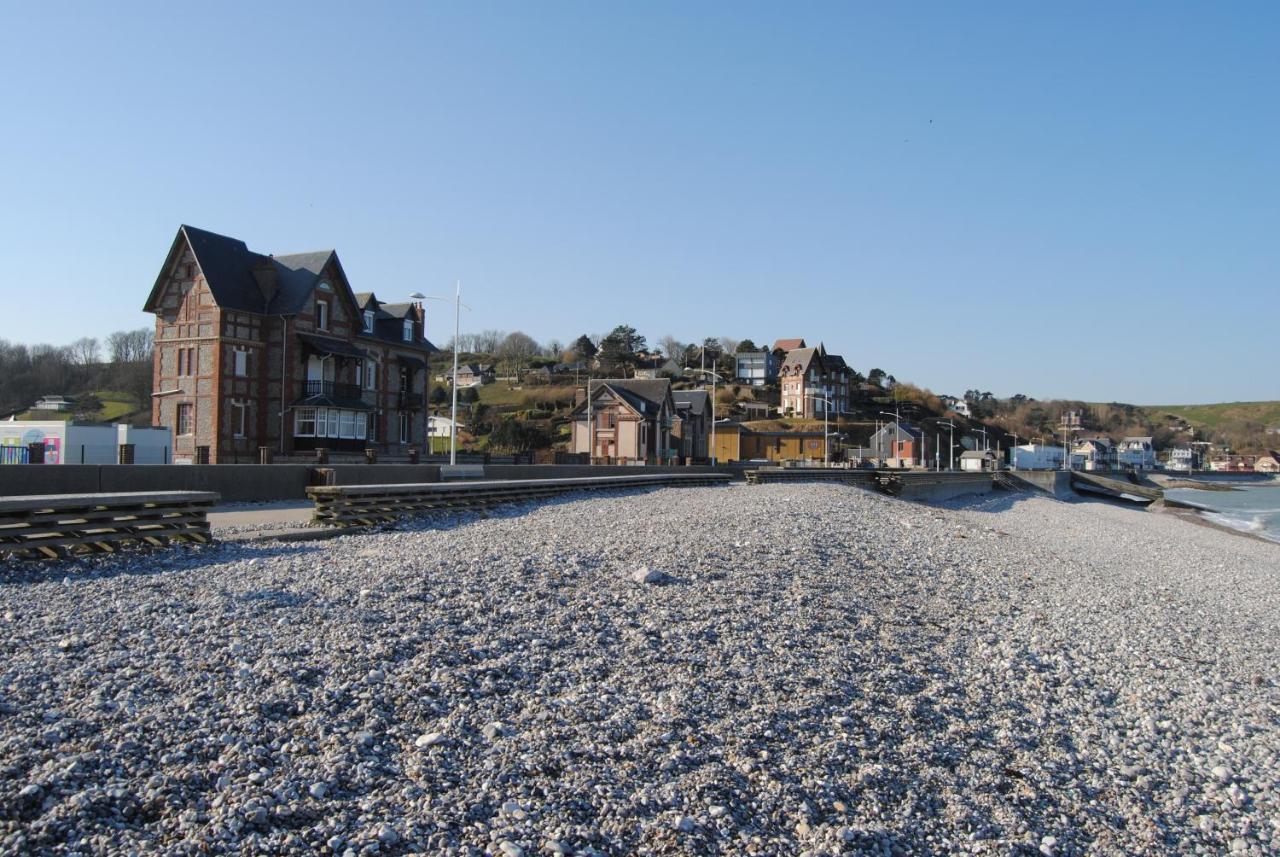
(420, 282), (470, 465)
(939, 420), (956, 470)
(685, 367), (724, 466)
(808, 394), (834, 466)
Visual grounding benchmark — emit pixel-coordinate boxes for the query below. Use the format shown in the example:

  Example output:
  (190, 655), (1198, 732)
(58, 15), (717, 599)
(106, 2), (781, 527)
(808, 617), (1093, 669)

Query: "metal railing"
(302, 380), (366, 400)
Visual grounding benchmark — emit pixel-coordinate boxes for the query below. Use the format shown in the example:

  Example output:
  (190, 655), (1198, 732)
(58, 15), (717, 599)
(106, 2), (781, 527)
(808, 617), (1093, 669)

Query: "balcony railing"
(302, 380), (367, 401)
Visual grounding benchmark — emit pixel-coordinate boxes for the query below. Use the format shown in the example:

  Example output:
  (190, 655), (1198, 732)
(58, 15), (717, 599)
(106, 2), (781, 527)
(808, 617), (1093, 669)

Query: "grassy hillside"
(17, 390), (146, 425)
(1143, 401), (1280, 431)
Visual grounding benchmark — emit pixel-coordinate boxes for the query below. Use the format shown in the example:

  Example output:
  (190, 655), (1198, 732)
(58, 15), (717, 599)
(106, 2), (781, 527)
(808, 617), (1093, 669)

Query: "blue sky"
(0, 2), (1275, 404)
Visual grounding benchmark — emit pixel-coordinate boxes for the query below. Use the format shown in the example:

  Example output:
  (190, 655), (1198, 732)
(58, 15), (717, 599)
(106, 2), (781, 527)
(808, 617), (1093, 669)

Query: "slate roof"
(146, 226), (436, 352)
(672, 390), (709, 417)
(780, 347), (819, 375)
(145, 225), (341, 315)
(575, 379), (672, 416)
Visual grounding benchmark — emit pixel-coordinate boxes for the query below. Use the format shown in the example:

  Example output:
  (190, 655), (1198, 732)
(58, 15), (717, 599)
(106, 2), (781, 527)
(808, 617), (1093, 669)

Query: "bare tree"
(472, 330), (506, 354)
(107, 328), (154, 364)
(719, 337), (739, 357)
(496, 331), (540, 381)
(658, 335), (686, 363)
(68, 337), (101, 366)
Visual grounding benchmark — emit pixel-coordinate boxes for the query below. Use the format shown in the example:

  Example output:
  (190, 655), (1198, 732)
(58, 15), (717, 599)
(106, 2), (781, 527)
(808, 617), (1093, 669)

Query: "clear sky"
(1, 2), (1275, 404)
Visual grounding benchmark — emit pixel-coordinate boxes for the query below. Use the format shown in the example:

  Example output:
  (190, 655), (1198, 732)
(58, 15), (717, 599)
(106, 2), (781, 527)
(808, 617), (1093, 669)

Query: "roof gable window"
(363, 310), (375, 333)
(403, 319), (414, 342)
(317, 299), (330, 331)
(318, 281), (333, 292)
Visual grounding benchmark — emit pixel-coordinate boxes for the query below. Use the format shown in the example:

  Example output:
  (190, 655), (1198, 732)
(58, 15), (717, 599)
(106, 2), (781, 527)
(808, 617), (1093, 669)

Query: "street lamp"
(685, 367), (724, 466)
(419, 282), (470, 465)
(938, 420), (956, 470)
(808, 394), (834, 466)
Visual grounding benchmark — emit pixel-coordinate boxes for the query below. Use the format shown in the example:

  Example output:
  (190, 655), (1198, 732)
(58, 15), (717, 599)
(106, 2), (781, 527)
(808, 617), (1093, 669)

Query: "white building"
(959, 449), (998, 471)
(1164, 446), (1202, 472)
(1116, 436), (1157, 470)
(0, 422), (172, 465)
(1009, 443), (1065, 470)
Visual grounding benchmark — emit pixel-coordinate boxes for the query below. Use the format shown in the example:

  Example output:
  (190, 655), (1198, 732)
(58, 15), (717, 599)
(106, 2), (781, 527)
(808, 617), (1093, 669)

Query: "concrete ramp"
(1070, 471), (1162, 503)
(1006, 471), (1075, 499)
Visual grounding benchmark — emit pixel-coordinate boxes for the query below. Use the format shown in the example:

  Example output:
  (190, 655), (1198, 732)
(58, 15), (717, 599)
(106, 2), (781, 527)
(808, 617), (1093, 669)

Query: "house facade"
(734, 350), (777, 386)
(671, 389), (710, 462)
(569, 379), (676, 464)
(144, 225), (435, 463)
(778, 344), (851, 418)
(1071, 438), (1114, 471)
(869, 421), (925, 468)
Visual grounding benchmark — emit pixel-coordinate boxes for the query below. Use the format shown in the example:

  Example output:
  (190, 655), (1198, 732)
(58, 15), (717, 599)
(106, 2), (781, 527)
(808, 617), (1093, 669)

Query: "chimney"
(252, 255), (278, 306)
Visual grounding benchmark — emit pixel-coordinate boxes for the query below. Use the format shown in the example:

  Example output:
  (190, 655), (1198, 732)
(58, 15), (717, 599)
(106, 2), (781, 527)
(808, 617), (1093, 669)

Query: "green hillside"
(17, 390), (146, 425)
(1143, 401), (1280, 432)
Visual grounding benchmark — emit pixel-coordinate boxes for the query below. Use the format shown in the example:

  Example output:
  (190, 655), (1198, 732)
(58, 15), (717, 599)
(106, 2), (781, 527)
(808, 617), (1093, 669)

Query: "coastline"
(1154, 500), (1279, 545)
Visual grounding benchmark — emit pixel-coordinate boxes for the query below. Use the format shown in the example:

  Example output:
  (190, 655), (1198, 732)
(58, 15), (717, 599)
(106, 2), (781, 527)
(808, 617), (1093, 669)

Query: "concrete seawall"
(0, 463), (737, 502)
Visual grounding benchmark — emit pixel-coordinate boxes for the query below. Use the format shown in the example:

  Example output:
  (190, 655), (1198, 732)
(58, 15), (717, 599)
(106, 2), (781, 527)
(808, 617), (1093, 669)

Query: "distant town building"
(143, 225), (435, 463)
(869, 421), (925, 468)
(734, 350), (778, 386)
(31, 395), (76, 413)
(960, 449), (999, 472)
(633, 357), (683, 380)
(770, 338), (806, 360)
(569, 379), (676, 464)
(1207, 454), (1256, 472)
(1164, 446), (1203, 472)
(778, 344), (851, 418)
(454, 364), (494, 387)
(1253, 451), (1280, 473)
(1071, 437), (1114, 471)
(1009, 443), (1066, 470)
(1116, 436), (1157, 470)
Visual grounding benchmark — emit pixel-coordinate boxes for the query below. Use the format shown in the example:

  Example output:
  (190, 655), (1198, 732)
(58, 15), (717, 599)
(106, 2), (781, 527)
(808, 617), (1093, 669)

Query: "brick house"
(778, 343), (851, 418)
(569, 379), (675, 464)
(143, 225), (435, 463)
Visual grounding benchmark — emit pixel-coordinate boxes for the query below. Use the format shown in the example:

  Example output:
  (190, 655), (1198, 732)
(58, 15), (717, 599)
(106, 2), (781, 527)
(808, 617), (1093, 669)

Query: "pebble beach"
(2, 483), (1278, 855)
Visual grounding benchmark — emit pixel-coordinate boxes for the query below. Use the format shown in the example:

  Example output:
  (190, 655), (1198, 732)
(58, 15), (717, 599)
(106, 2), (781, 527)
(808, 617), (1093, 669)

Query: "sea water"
(1165, 482), (1280, 543)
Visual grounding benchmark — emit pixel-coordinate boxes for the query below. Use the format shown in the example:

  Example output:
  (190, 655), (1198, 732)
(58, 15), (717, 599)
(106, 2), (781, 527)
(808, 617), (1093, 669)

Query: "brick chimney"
(252, 255), (277, 306)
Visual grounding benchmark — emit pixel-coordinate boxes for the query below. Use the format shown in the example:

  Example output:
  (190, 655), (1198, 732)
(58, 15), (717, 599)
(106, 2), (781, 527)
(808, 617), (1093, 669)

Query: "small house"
(960, 449), (998, 472)
(32, 395), (76, 412)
